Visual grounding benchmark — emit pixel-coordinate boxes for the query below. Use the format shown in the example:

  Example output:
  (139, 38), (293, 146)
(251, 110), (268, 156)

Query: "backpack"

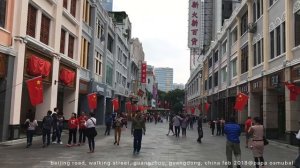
(42, 116), (52, 130)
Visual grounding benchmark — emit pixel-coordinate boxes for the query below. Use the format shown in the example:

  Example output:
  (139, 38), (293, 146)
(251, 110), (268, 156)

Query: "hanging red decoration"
(59, 68), (75, 86)
(27, 55), (51, 77)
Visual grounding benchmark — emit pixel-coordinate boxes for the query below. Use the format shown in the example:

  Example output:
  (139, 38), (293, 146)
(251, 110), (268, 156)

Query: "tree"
(158, 89), (185, 112)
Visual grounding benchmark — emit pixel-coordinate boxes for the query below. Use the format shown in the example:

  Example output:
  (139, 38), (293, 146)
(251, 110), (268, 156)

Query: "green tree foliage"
(158, 89), (185, 113)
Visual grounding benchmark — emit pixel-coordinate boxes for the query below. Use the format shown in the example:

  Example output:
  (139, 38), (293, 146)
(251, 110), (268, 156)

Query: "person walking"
(244, 116), (252, 148)
(131, 111), (146, 155)
(78, 112), (88, 145)
(114, 113), (123, 145)
(248, 117), (265, 168)
(42, 110), (53, 148)
(181, 115), (188, 137)
(166, 115), (175, 136)
(56, 112), (65, 144)
(210, 120), (216, 136)
(216, 118), (221, 136)
(86, 112), (97, 153)
(104, 113), (113, 136)
(221, 118), (226, 136)
(224, 116), (242, 168)
(51, 107), (59, 144)
(197, 114), (203, 143)
(24, 113), (38, 148)
(172, 113), (182, 138)
(66, 113), (78, 147)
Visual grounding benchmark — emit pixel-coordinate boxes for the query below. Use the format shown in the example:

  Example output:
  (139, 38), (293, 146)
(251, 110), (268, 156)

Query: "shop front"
(249, 78), (263, 120)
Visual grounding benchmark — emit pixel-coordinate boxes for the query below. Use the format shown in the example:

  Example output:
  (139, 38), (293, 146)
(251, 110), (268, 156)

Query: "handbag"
(263, 136), (269, 146)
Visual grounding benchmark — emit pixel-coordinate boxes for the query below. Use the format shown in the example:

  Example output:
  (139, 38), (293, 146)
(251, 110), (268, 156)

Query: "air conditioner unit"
(248, 22), (257, 33)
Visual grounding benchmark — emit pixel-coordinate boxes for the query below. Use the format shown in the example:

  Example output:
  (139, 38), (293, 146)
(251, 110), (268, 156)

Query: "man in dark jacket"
(224, 116), (241, 168)
(104, 113), (113, 136)
(42, 110), (53, 148)
(131, 110), (146, 155)
(197, 114), (203, 143)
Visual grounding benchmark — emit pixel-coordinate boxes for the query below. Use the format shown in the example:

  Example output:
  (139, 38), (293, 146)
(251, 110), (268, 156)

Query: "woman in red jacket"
(67, 113), (79, 147)
(78, 112), (88, 145)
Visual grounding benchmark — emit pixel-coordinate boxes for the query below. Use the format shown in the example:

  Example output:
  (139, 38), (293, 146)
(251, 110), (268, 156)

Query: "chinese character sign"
(141, 62), (147, 84)
(188, 0), (201, 48)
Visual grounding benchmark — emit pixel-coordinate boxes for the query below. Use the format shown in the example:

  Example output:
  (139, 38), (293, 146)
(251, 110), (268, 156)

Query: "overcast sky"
(113, 0), (190, 84)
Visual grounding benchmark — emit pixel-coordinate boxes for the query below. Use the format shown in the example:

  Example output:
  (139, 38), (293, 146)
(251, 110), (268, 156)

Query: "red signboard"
(141, 62), (147, 84)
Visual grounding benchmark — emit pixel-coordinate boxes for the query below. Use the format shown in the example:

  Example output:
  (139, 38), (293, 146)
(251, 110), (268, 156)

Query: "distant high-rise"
(154, 68), (173, 93)
(100, 0), (113, 11)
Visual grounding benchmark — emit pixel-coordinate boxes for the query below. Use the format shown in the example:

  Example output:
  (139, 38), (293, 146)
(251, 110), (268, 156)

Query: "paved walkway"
(0, 121), (297, 168)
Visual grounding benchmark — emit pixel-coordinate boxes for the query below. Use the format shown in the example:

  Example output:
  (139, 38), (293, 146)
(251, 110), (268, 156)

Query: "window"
(269, 0), (274, 7)
(40, 14), (51, 45)
(0, 0), (7, 28)
(209, 76), (212, 89)
(204, 80), (207, 90)
(83, 0), (91, 25)
(231, 28), (237, 43)
(214, 72), (218, 87)
(214, 51), (218, 62)
(117, 47), (122, 61)
(106, 65), (113, 86)
(148, 79), (150, 84)
(107, 34), (114, 53)
(68, 35), (74, 58)
(222, 41), (227, 55)
(253, 3), (256, 23)
(26, 4), (37, 37)
(282, 22), (286, 53)
(221, 67), (227, 82)
(257, 0), (261, 19)
(241, 12), (248, 35)
(95, 52), (102, 76)
(231, 59), (237, 77)
(208, 57), (213, 68)
(276, 26), (281, 56)
(96, 19), (101, 39)
(241, 46), (248, 73)
(70, 0), (76, 17)
(295, 11), (300, 46)
(80, 37), (89, 69)
(241, 45), (248, 73)
(123, 54), (127, 66)
(253, 39), (263, 66)
(270, 30), (275, 59)
(122, 76), (126, 87)
(63, 0), (68, 9)
(60, 29), (66, 54)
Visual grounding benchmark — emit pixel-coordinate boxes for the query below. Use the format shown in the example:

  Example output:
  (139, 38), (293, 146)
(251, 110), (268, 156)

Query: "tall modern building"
(100, 0), (113, 11)
(154, 68), (173, 92)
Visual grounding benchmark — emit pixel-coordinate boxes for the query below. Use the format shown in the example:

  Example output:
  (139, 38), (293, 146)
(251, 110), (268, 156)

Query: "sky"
(113, 0), (190, 84)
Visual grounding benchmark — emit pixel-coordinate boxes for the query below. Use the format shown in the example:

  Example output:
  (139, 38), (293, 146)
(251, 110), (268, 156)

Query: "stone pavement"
(0, 121), (298, 168)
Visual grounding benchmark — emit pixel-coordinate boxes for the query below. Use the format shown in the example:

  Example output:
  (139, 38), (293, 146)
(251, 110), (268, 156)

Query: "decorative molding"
(269, 22), (275, 32)
(282, 12), (286, 22)
(293, 0), (300, 13)
(275, 17), (282, 28)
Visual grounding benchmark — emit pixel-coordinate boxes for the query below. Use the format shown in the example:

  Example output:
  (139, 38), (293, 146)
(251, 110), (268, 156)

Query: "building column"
(263, 77), (279, 139)
(236, 17), (241, 82)
(262, 0), (270, 71)
(284, 0), (299, 145)
(247, 0), (254, 78)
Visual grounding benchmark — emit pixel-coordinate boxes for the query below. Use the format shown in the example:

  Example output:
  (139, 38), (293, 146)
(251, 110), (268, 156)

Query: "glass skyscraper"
(154, 68), (173, 93)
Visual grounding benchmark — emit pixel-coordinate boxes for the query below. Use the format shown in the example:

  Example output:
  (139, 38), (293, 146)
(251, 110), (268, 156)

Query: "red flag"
(285, 82), (300, 101)
(234, 92), (249, 111)
(87, 93), (97, 110)
(205, 102), (210, 112)
(125, 101), (132, 111)
(26, 76), (43, 106)
(59, 68), (75, 86)
(191, 107), (195, 114)
(112, 98), (119, 112)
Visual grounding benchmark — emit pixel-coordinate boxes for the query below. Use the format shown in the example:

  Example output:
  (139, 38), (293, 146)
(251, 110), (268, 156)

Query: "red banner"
(112, 98), (119, 112)
(141, 62), (147, 84)
(205, 102), (210, 112)
(234, 92), (249, 111)
(191, 107), (195, 114)
(26, 76), (43, 106)
(285, 82), (300, 101)
(137, 89), (144, 97)
(59, 68), (75, 86)
(87, 93), (97, 110)
(132, 104), (137, 112)
(125, 101), (132, 111)
(27, 55), (51, 77)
